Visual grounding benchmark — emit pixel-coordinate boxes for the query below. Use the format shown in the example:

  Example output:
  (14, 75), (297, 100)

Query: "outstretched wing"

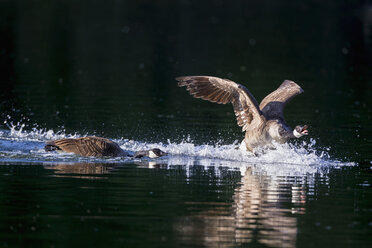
(177, 76), (265, 131)
(259, 80), (304, 120)
(46, 136), (122, 157)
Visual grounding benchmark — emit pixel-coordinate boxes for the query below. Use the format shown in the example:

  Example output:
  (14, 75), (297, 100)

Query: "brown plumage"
(259, 80), (304, 120)
(177, 76), (308, 152)
(45, 136), (169, 158)
(177, 76), (265, 131)
(45, 136), (128, 157)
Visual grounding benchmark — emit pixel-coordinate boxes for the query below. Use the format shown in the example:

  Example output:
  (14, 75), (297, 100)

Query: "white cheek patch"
(149, 150), (158, 158)
(276, 126), (280, 138)
(293, 129), (302, 138)
(268, 126), (280, 139)
(239, 140), (248, 151)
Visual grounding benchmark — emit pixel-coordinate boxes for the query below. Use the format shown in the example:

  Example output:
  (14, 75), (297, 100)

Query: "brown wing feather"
(47, 136), (124, 157)
(259, 80), (304, 120)
(177, 76), (265, 131)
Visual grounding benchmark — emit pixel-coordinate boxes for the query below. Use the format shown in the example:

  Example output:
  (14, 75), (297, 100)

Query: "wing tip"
(176, 76), (188, 87)
(281, 79), (304, 93)
(176, 76), (211, 87)
(176, 76), (195, 87)
(175, 76), (186, 81)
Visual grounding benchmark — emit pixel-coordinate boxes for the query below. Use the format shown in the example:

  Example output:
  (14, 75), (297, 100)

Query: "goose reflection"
(43, 162), (114, 179)
(176, 166), (308, 248)
(133, 161), (167, 169)
(43, 161), (167, 177)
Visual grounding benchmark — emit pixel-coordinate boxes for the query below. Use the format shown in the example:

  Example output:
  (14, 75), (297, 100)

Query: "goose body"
(177, 76), (308, 152)
(45, 136), (167, 158)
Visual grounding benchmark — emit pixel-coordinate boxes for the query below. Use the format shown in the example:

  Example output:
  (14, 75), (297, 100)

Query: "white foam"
(3, 119), (78, 141)
(0, 119), (356, 178)
(111, 138), (355, 176)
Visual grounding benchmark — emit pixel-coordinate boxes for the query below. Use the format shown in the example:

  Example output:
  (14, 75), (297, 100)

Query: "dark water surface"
(0, 0), (371, 247)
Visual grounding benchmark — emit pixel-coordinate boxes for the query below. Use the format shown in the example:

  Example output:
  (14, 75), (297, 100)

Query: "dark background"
(0, 0), (371, 161)
(0, 2), (371, 247)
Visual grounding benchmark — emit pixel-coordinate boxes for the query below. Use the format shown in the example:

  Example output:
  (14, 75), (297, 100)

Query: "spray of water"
(0, 117), (355, 176)
(3, 117), (79, 141)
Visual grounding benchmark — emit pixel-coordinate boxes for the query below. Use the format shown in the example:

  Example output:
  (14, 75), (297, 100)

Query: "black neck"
(133, 150), (148, 158)
(278, 125), (295, 139)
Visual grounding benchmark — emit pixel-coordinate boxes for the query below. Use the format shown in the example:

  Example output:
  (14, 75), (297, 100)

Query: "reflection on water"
(175, 166), (309, 248)
(43, 161), (168, 176)
(134, 160), (168, 169)
(0, 157), (370, 247)
(39, 160), (326, 248)
(43, 163), (114, 180)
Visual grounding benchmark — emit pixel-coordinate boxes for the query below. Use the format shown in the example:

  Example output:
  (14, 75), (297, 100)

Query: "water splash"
(0, 118), (355, 177)
(3, 117), (78, 141)
(112, 137), (354, 175)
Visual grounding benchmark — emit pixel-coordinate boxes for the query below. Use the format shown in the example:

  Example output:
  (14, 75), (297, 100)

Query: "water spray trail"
(0, 117), (355, 174)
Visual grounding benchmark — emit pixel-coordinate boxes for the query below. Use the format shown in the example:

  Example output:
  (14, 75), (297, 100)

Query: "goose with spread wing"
(177, 76), (308, 152)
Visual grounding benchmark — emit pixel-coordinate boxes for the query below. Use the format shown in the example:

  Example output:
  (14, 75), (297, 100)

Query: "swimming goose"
(45, 136), (168, 158)
(133, 148), (167, 158)
(177, 76), (308, 152)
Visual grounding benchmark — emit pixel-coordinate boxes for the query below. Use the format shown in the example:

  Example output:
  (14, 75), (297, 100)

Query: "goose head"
(134, 148), (168, 158)
(293, 125), (309, 138)
(148, 148), (168, 158)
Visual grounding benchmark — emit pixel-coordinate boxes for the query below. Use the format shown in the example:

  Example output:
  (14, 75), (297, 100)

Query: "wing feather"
(47, 136), (123, 157)
(177, 76), (265, 131)
(259, 80), (304, 120)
